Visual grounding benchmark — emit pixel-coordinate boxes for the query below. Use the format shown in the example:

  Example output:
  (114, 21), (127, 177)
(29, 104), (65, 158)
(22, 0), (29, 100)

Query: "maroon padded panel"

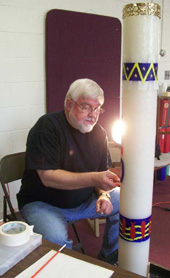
(46, 9), (121, 139)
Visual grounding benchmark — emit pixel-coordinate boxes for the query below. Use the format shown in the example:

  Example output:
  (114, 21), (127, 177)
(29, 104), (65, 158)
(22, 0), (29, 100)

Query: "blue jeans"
(20, 187), (120, 257)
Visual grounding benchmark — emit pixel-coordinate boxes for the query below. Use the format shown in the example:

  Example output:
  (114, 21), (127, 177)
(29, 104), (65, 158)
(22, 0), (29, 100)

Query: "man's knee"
(41, 225), (73, 248)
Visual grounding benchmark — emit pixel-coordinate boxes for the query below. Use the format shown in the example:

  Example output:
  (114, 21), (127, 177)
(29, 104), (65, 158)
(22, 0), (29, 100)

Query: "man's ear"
(65, 98), (73, 111)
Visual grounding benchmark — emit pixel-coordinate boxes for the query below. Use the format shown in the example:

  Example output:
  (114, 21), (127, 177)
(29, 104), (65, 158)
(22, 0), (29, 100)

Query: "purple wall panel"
(46, 9), (121, 139)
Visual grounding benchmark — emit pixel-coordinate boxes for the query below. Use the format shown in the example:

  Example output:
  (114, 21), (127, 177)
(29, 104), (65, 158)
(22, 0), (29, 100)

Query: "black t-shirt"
(17, 111), (111, 209)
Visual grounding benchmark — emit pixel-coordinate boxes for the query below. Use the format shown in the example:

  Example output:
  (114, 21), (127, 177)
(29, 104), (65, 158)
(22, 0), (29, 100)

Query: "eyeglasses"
(72, 99), (105, 115)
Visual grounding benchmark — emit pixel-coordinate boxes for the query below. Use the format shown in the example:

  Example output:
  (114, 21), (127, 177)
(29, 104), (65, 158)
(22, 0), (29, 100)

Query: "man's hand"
(96, 195), (113, 215)
(95, 170), (120, 191)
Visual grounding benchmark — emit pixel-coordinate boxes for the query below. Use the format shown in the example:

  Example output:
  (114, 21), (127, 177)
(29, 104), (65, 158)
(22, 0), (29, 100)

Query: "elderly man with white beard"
(17, 78), (120, 265)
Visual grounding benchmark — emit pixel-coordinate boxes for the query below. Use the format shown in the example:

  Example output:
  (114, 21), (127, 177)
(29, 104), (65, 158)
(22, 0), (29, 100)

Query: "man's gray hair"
(64, 78), (104, 107)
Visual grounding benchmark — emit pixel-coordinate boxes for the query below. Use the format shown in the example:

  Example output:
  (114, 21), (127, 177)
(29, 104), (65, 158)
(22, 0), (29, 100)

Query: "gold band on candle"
(123, 3), (161, 19)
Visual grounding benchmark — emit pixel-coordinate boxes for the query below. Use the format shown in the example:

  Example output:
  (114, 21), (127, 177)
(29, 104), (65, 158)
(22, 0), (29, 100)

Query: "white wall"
(0, 0), (169, 217)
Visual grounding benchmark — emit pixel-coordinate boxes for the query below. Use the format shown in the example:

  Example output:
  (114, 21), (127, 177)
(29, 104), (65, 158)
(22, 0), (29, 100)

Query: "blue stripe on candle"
(120, 158), (124, 182)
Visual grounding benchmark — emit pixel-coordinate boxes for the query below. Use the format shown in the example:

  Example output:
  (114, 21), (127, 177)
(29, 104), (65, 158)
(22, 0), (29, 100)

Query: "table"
(154, 153), (170, 182)
(3, 239), (144, 278)
(154, 153), (170, 170)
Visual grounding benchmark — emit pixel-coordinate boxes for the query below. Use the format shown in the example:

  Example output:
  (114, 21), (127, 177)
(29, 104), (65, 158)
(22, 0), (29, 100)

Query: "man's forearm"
(37, 169), (120, 191)
(37, 169), (98, 190)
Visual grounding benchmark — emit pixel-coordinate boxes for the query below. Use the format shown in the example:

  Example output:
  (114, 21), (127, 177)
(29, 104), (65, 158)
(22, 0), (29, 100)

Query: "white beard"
(68, 110), (97, 133)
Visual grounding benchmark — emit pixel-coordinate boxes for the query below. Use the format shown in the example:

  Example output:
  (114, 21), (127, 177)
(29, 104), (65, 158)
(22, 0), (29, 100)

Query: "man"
(17, 78), (120, 264)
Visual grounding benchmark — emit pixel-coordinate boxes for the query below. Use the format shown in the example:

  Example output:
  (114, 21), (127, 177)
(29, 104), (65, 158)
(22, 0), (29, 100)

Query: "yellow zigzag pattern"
(123, 62), (158, 83)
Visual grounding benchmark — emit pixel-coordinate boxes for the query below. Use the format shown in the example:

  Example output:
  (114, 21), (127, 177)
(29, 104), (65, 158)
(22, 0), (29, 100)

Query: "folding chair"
(0, 152), (85, 253)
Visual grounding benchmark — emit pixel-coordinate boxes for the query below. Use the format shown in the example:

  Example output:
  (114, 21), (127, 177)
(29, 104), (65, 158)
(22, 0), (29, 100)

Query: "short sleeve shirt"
(17, 111), (112, 209)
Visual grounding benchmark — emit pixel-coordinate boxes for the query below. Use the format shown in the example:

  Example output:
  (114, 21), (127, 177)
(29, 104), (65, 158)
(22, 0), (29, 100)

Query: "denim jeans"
(20, 187), (120, 257)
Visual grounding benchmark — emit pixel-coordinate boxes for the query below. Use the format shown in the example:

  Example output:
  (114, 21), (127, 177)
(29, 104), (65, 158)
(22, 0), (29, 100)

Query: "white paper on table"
(15, 250), (114, 278)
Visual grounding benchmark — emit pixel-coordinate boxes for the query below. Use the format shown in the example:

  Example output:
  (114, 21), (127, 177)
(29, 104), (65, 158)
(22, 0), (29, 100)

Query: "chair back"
(0, 152), (86, 253)
(0, 152), (25, 221)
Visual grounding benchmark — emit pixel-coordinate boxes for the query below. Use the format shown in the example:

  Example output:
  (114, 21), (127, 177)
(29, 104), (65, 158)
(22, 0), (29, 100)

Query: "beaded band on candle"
(119, 214), (151, 243)
(123, 3), (161, 19)
(123, 62), (158, 82)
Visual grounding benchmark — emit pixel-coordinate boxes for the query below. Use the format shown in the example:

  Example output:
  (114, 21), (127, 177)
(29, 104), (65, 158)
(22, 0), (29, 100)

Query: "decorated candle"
(118, 3), (161, 277)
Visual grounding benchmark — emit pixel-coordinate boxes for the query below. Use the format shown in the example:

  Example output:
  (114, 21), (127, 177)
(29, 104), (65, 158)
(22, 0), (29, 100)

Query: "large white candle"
(118, 3), (161, 277)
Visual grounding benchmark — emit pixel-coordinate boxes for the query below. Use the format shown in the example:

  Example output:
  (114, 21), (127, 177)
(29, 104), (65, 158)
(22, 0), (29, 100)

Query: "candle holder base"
(149, 262), (170, 278)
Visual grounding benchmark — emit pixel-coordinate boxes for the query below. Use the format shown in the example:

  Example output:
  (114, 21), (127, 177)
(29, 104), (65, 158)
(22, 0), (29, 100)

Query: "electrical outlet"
(164, 70), (170, 80)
